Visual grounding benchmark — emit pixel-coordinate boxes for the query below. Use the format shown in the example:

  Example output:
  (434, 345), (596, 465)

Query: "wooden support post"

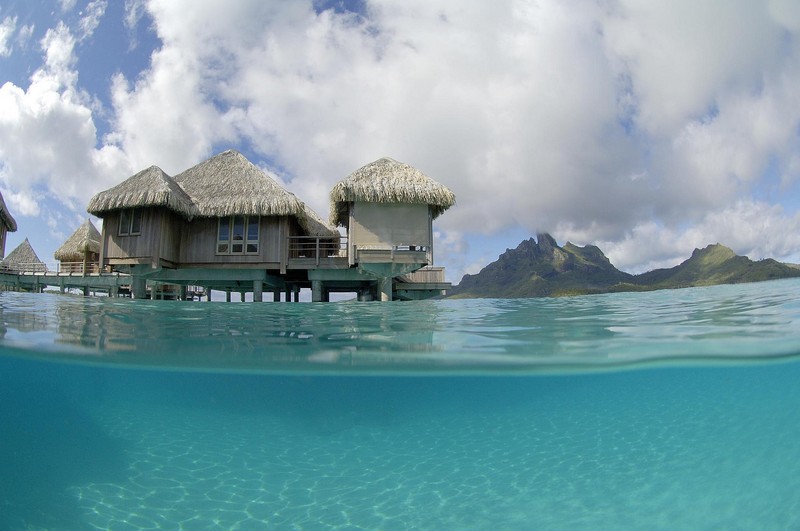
(83, 286), (89, 297)
(378, 277), (392, 301)
(240, 292), (245, 302)
(273, 290), (280, 302)
(253, 280), (263, 302)
(132, 277), (146, 299)
(179, 285), (187, 301)
(226, 290), (231, 303)
(312, 280), (324, 302)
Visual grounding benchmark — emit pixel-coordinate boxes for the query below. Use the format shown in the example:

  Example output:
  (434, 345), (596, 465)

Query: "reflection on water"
(0, 278), (799, 373)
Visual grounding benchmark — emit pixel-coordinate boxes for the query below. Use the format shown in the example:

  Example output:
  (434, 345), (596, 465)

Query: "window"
(217, 215), (259, 254)
(118, 209), (142, 236)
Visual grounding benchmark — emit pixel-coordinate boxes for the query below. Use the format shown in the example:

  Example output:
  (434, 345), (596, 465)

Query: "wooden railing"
(57, 262), (102, 274)
(288, 236), (348, 263)
(0, 261), (49, 273)
(401, 266), (446, 283)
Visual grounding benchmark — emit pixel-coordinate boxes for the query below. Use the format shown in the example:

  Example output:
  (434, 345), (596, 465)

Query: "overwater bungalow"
(1, 238), (46, 274)
(86, 150), (455, 301)
(320, 157), (456, 301)
(87, 150), (338, 300)
(54, 219), (102, 273)
(0, 190), (17, 259)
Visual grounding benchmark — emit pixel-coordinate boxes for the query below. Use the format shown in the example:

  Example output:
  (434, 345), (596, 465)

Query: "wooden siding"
(350, 202), (432, 248)
(178, 216), (289, 265)
(103, 208), (178, 264)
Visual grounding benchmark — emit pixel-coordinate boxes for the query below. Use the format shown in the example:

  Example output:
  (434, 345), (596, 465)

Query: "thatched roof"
(54, 219), (101, 261)
(329, 157), (456, 226)
(87, 165), (195, 218)
(173, 150), (304, 218)
(2, 238), (45, 271)
(0, 190), (17, 232)
(298, 202), (340, 239)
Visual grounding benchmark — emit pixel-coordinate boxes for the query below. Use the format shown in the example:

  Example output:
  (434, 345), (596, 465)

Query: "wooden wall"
(350, 202), (432, 248)
(178, 216), (290, 265)
(103, 208), (177, 263)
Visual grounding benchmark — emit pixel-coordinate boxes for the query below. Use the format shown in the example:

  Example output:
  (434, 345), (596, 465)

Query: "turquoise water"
(1, 279), (800, 529)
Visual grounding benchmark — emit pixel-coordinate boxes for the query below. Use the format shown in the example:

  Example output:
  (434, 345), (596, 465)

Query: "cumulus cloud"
(3, 0), (800, 275)
(0, 20), (129, 218)
(597, 200), (800, 273)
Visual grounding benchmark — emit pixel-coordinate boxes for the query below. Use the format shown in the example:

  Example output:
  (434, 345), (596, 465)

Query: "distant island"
(448, 233), (800, 298)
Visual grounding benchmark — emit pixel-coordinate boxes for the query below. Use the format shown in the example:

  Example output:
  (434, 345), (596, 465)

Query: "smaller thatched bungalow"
(88, 150), (339, 299)
(330, 157), (455, 266)
(308, 157), (456, 301)
(1, 238), (46, 273)
(0, 190), (17, 259)
(54, 219), (102, 273)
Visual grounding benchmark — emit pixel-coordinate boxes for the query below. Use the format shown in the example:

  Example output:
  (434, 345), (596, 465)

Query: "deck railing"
(0, 261), (49, 273)
(288, 236), (348, 264)
(57, 261), (102, 274)
(401, 266), (446, 283)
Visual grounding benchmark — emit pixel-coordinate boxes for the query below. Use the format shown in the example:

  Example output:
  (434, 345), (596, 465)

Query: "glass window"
(130, 209), (142, 235)
(218, 217), (230, 241)
(232, 216), (245, 241)
(246, 217), (259, 254)
(119, 209), (130, 236)
(217, 215), (259, 254)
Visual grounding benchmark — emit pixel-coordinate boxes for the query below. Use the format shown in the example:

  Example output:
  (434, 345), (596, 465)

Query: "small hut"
(2, 238), (46, 273)
(54, 219), (102, 273)
(329, 157), (455, 267)
(0, 190), (18, 259)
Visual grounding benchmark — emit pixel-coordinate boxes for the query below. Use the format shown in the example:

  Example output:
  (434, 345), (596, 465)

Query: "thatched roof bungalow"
(329, 157), (455, 269)
(0, 190), (17, 259)
(86, 150), (338, 298)
(54, 219), (102, 273)
(2, 238), (46, 273)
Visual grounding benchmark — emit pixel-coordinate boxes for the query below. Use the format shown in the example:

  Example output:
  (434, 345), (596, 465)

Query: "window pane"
(119, 210), (130, 235)
(130, 209), (142, 234)
(247, 217), (259, 241)
(232, 243), (244, 254)
(218, 217), (230, 241)
(232, 216), (245, 241)
(217, 243), (229, 254)
(246, 243), (258, 253)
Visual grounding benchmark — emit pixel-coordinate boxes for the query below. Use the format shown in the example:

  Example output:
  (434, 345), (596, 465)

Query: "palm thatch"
(297, 202), (341, 238)
(87, 165), (195, 218)
(173, 150), (304, 218)
(54, 219), (102, 261)
(0, 190), (17, 232)
(2, 238), (45, 271)
(329, 157), (456, 226)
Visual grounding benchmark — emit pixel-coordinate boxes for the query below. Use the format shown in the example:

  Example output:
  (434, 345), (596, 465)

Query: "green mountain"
(448, 235), (800, 298)
(449, 234), (633, 298)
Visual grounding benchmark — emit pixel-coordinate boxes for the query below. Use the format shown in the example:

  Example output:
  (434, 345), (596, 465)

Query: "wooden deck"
(0, 239), (451, 301)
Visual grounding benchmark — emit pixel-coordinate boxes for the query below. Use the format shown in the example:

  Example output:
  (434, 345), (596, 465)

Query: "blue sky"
(2, 0), (800, 283)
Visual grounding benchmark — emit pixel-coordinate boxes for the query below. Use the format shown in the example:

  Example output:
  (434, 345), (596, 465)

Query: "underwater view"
(2, 278), (800, 529)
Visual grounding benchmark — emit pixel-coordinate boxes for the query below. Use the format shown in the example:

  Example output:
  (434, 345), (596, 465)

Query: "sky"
(2, 0), (800, 283)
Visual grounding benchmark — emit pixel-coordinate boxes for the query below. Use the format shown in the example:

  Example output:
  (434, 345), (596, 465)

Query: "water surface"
(1, 279), (799, 529)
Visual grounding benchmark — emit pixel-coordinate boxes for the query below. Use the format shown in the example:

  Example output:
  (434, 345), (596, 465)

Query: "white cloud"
(596, 201), (800, 273)
(3, 0), (800, 276)
(78, 0), (108, 42)
(17, 24), (34, 48)
(0, 21), (130, 217)
(60, 0), (78, 13)
(0, 187), (40, 217)
(0, 16), (16, 57)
